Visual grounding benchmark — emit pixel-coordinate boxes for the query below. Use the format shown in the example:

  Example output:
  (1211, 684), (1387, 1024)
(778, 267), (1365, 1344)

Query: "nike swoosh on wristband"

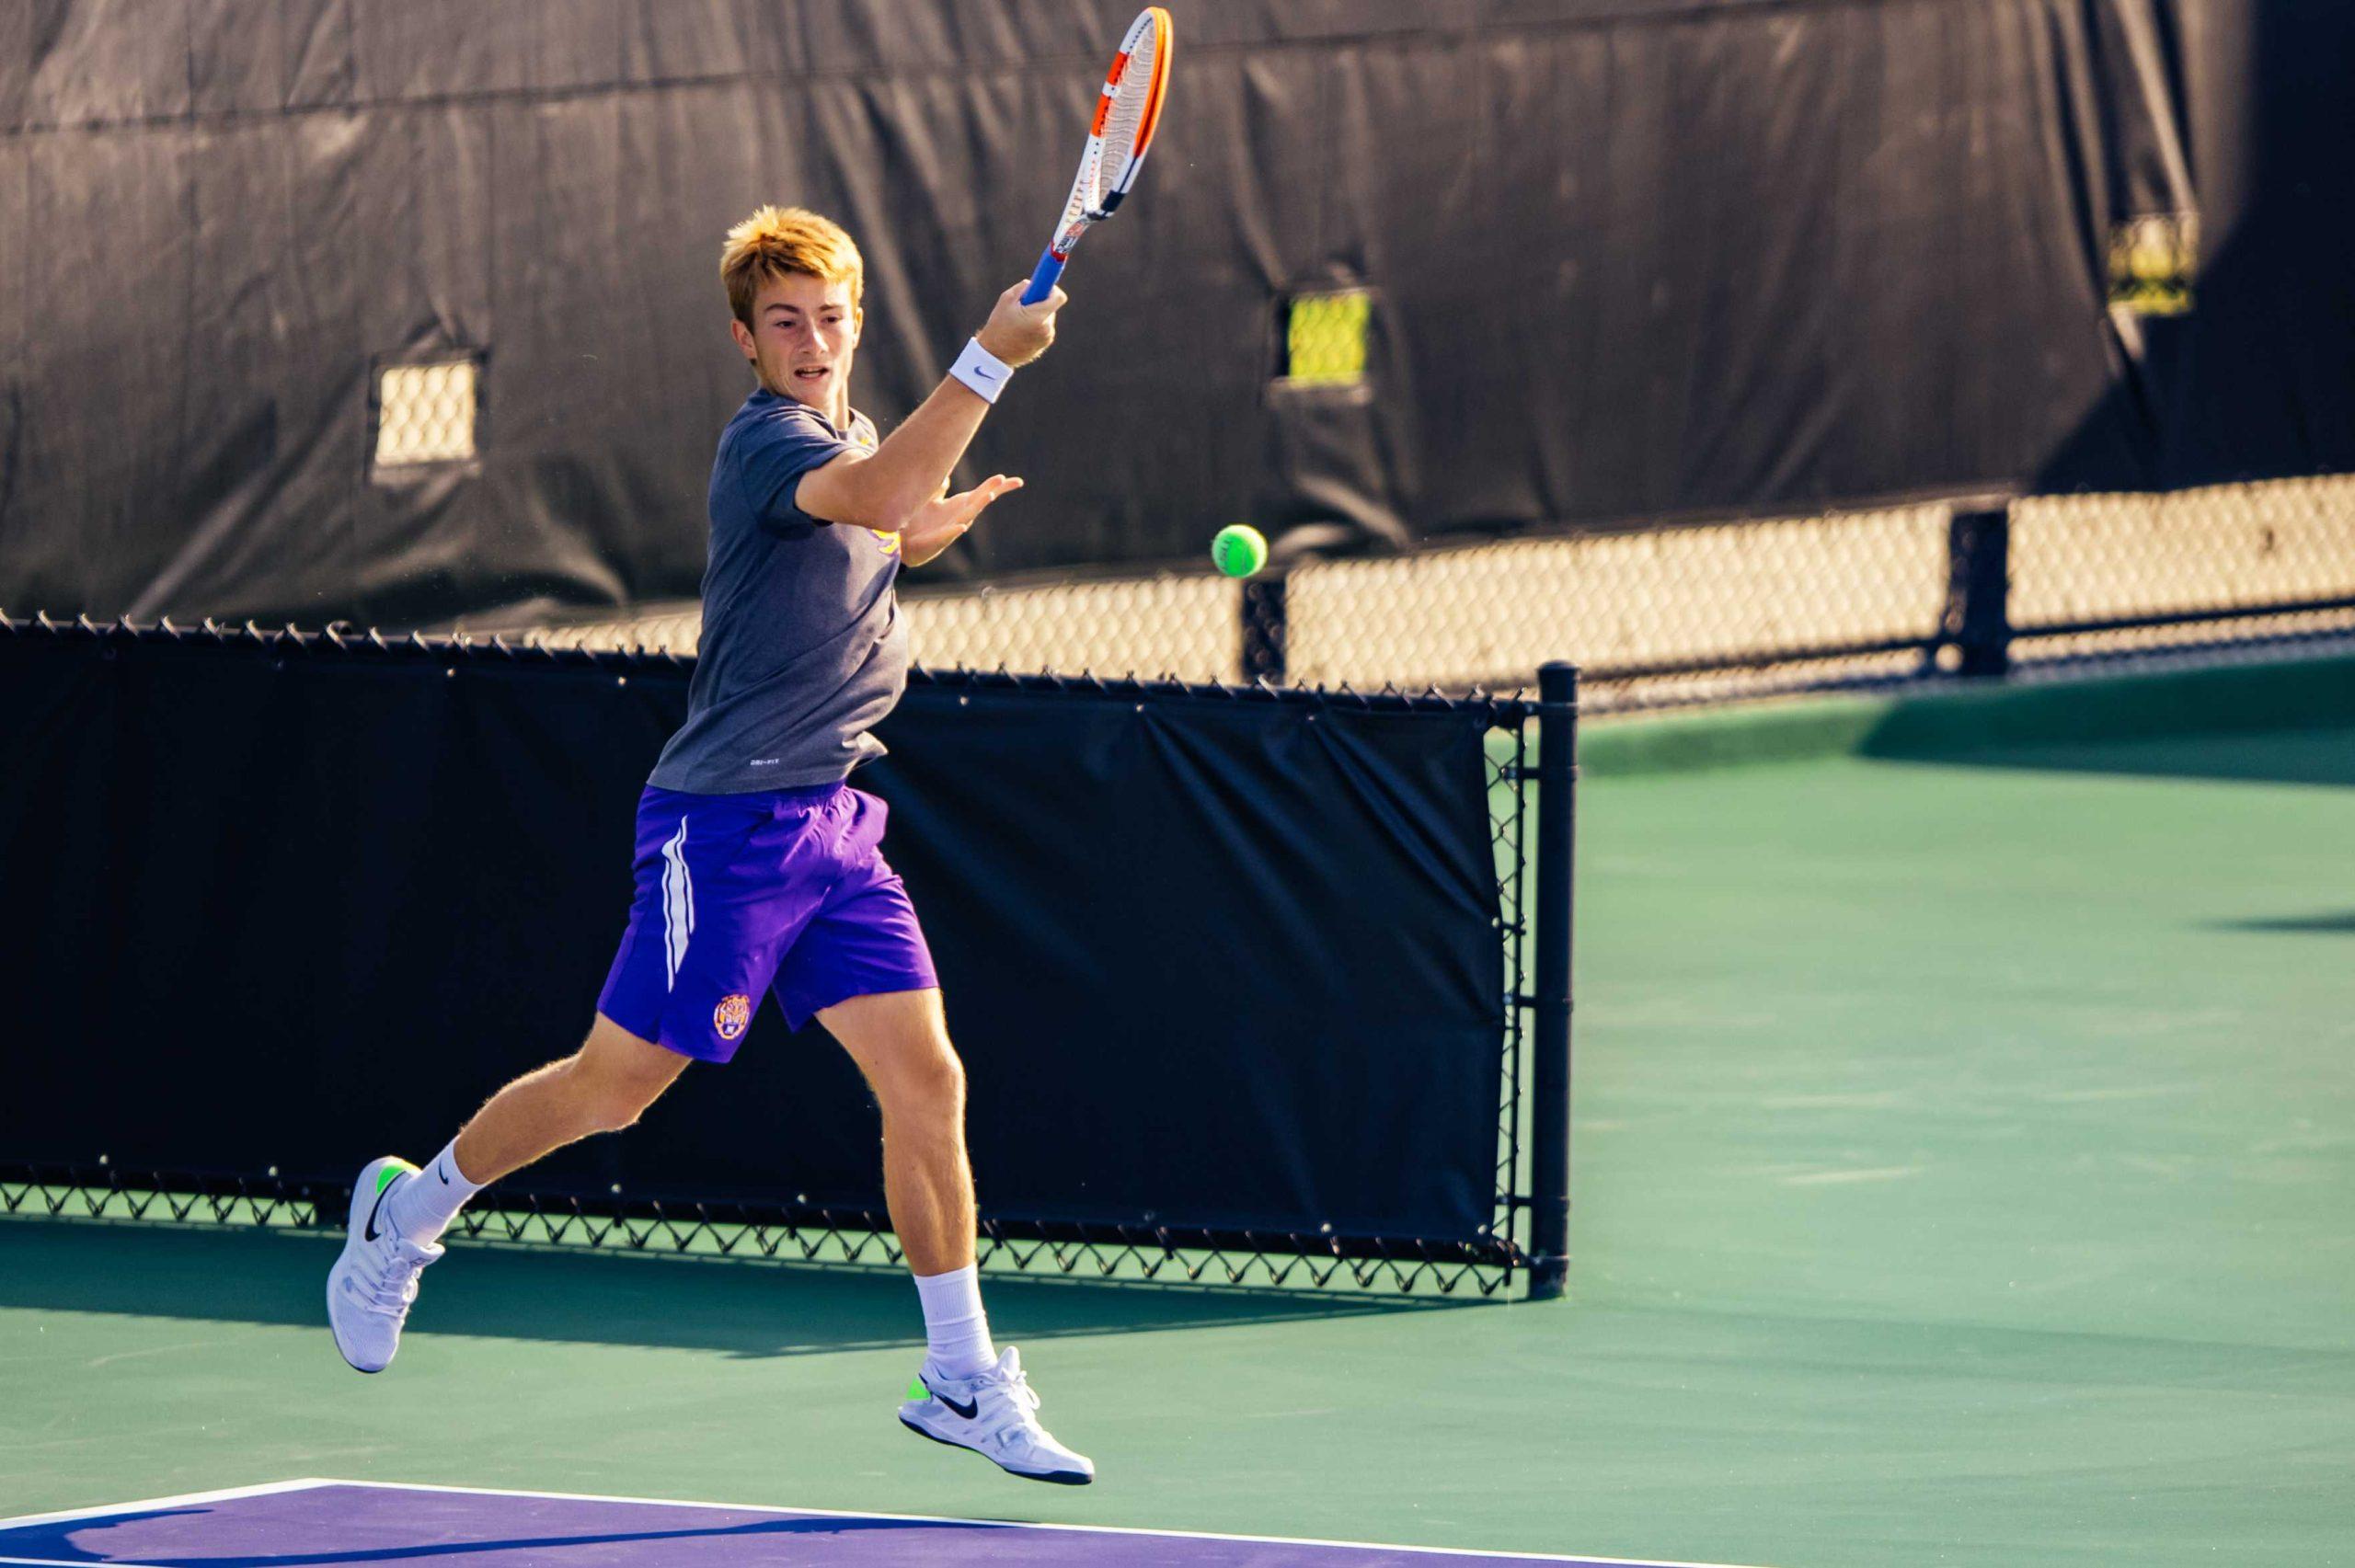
(362, 1178), (397, 1242)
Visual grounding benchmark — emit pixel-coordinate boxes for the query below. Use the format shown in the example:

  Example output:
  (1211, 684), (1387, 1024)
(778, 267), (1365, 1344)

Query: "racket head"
(1035, 6), (1172, 288)
(1093, 6), (1173, 205)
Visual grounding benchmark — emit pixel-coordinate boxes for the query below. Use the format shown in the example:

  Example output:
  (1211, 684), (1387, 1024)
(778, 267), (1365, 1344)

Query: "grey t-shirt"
(648, 388), (910, 794)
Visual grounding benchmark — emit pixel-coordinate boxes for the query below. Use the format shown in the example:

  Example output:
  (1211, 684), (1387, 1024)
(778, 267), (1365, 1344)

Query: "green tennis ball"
(1211, 523), (1269, 578)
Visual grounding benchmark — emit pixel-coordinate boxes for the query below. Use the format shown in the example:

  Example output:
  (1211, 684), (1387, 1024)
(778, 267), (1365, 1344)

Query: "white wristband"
(948, 337), (1014, 405)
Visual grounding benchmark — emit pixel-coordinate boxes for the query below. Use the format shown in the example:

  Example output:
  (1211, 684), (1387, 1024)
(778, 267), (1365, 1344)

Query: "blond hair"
(720, 205), (864, 326)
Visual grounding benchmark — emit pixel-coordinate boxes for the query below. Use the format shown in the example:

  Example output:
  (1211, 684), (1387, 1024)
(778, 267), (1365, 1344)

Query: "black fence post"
(1240, 574), (1287, 683)
(1946, 507), (2012, 677)
(1527, 661), (1579, 1300)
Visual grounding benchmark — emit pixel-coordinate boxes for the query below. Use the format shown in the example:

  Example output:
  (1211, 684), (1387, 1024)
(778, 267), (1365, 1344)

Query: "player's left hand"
(901, 474), (1022, 567)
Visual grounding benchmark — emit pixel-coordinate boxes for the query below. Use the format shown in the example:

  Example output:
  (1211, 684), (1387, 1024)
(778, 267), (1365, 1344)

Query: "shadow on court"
(1866, 725), (2355, 790)
(0, 1220), (1481, 1357)
(1850, 659), (2355, 791)
(2209, 910), (2355, 934)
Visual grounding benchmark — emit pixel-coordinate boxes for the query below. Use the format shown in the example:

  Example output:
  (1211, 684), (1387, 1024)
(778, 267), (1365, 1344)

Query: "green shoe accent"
(374, 1161), (416, 1196)
(907, 1379), (929, 1402)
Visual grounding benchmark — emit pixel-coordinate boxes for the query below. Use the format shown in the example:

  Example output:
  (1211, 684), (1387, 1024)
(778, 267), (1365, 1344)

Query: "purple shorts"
(596, 782), (936, 1062)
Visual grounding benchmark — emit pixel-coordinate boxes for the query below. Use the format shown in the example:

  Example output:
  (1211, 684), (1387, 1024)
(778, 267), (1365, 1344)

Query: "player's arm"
(901, 475), (1023, 567)
(795, 281), (1063, 534)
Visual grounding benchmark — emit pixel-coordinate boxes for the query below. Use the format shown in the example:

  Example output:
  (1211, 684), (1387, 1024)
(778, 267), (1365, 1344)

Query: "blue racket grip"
(1021, 248), (1067, 305)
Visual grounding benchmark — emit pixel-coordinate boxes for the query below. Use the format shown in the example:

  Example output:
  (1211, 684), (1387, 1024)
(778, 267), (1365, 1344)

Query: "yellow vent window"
(1281, 290), (1371, 388)
(373, 358), (481, 472)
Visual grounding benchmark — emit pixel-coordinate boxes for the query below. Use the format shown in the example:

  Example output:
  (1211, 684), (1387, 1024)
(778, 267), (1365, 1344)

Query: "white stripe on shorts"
(661, 816), (695, 990)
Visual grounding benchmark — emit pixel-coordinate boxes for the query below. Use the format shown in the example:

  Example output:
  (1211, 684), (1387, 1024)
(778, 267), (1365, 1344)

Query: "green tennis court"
(6, 658), (2352, 1566)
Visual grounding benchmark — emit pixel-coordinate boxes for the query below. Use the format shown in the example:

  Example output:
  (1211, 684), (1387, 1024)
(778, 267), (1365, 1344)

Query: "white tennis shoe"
(898, 1346), (1095, 1484)
(326, 1156), (442, 1374)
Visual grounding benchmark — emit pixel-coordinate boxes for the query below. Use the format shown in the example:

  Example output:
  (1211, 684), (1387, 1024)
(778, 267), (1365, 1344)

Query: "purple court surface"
(0, 1482), (1768, 1567)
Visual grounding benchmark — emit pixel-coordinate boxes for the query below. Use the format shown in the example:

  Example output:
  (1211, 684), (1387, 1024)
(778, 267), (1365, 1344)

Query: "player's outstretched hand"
(977, 281), (1064, 368)
(902, 474), (1024, 567)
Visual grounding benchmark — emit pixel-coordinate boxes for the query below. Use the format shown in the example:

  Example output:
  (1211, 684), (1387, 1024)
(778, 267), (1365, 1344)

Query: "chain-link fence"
(1285, 503), (1952, 696)
(2008, 475), (2355, 664)
(491, 475), (2355, 707)
(1, 688), (1541, 1293)
(512, 577), (1242, 682)
(0, 1157), (1530, 1295)
(1, 620), (1566, 1298)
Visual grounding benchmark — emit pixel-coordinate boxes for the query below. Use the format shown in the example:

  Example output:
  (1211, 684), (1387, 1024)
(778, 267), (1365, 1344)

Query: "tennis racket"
(1021, 6), (1174, 304)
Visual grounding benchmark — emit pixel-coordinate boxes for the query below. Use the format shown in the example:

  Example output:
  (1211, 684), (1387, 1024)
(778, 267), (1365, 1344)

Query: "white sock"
(384, 1139), (485, 1245)
(913, 1264), (997, 1380)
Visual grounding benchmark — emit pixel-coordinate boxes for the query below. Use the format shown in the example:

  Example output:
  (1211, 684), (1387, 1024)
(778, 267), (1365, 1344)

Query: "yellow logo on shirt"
(867, 528), (900, 555)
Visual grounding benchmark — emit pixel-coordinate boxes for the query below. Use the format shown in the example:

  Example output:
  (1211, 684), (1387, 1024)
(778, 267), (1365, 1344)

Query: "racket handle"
(1021, 248), (1067, 305)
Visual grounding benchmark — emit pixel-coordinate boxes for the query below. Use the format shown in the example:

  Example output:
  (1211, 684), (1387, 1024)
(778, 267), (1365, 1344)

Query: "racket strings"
(1095, 28), (1164, 196)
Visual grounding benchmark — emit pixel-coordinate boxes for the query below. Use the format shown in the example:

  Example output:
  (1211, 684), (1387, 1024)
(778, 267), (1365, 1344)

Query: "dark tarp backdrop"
(0, 628), (1508, 1250)
(0, 0), (2348, 625)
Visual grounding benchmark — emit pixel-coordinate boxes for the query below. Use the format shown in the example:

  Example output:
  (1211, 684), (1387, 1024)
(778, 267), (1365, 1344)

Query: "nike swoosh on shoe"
(362, 1174), (398, 1242)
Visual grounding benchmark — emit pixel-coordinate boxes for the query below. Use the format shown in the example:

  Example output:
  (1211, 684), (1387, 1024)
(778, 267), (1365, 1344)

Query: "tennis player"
(327, 206), (1093, 1485)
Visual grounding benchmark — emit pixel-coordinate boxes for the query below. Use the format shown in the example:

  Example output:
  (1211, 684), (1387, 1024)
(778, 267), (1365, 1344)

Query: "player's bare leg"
(821, 987), (1094, 1483)
(452, 1013), (690, 1185)
(819, 988), (974, 1276)
(327, 1013), (686, 1373)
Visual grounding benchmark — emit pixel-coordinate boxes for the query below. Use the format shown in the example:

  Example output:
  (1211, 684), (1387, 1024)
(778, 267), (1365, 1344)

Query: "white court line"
(297, 1478), (1778, 1567)
(0, 1477), (1777, 1568)
(0, 1477), (329, 1530)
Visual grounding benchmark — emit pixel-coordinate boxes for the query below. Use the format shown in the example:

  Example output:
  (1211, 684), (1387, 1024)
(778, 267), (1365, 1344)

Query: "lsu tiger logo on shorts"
(714, 993), (752, 1042)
